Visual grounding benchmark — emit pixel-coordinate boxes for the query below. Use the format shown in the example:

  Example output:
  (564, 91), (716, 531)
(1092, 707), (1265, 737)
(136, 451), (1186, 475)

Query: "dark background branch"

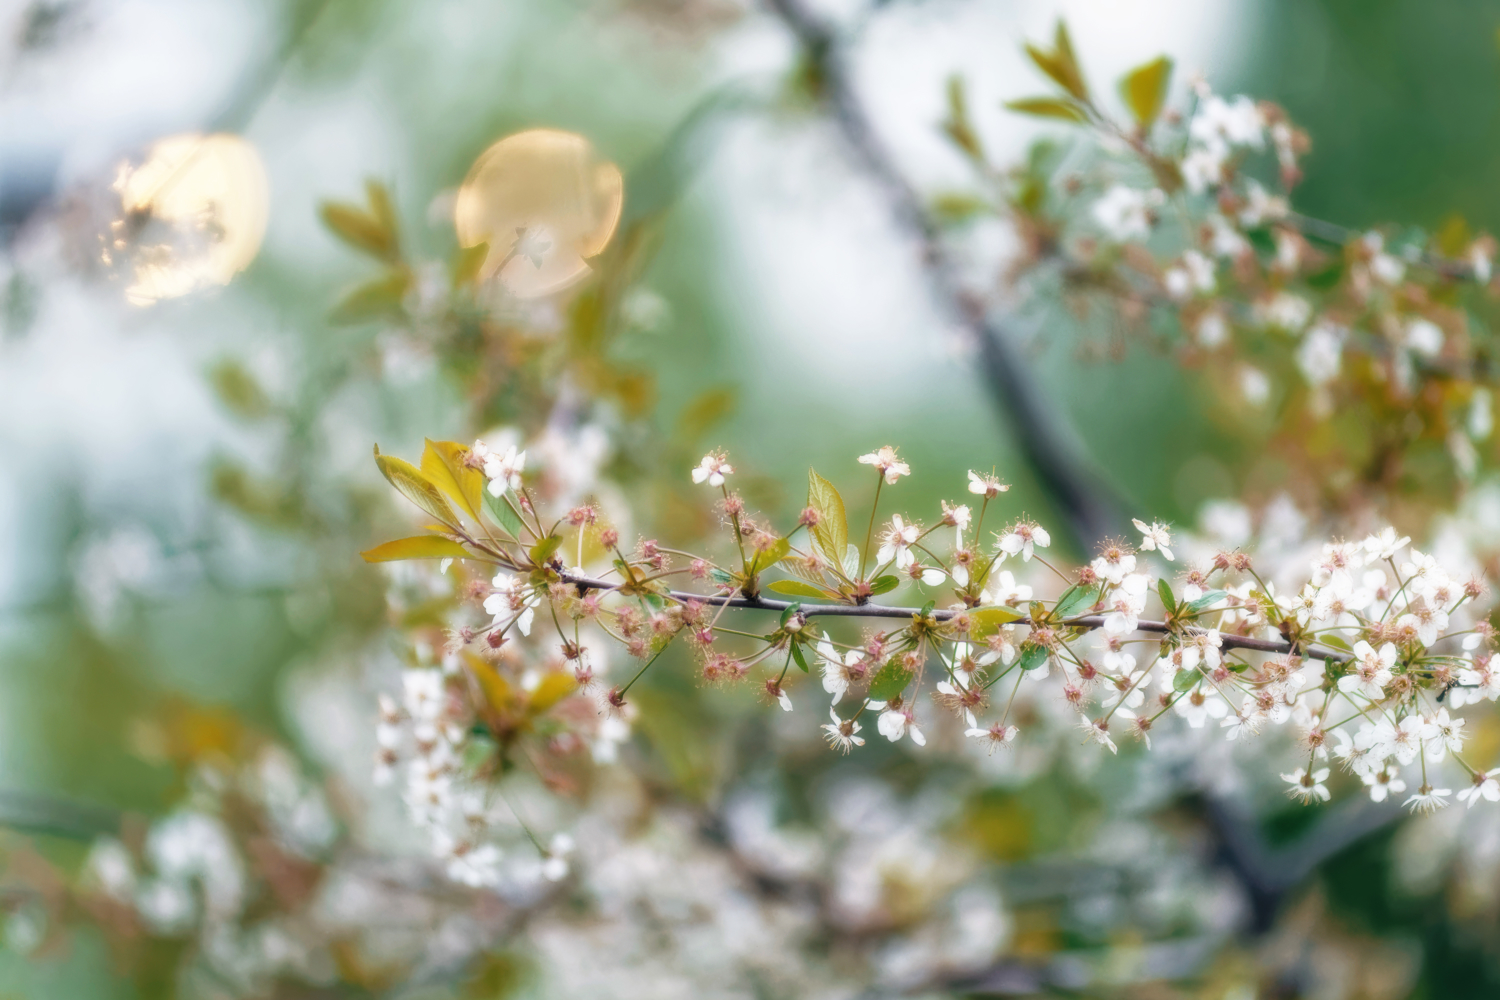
(763, 0), (1126, 550)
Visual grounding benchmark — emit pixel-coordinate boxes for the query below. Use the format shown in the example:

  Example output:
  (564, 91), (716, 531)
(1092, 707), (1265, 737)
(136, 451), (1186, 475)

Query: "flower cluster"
(364, 434), (1500, 873)
(942, 23), (1500, 514)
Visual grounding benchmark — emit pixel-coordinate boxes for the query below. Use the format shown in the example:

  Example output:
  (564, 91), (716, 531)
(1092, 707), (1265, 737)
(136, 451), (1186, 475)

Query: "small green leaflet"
(1157, 578), (1177, 615)
(1017, 643), (1049, 671)
(529, 535), (563, 566)
(1172, 666), (1202, 692)
(1185, 589), (1227, 614)
(969, 605), (1026, 640)
(869, 575), (900, 596)
(710, 568), (737, 587)
(361, 535), (470, 562)
(791, 642), (810, 674)
(779, 603), (803, 627)
(749, 536), (791, 575)
(1319, 634), (1353, 653)
(482, 489), (527, 540)
(1053, 584), (1099, 619)
(767, 579), (835, 599)
(868, 661), (914, 701)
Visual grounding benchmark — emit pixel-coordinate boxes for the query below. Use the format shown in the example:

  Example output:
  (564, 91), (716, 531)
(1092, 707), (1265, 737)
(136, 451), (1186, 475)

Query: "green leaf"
(749, 536), (792, 575)
(807, 470), (849, 567)
(868, 575), (900, 596)
(360, 535), (470, 562)
(969, 605), (1025, 641)
(767, 579), (836, 599)
(330, 270), (410, 324)
(1305, 262), (1344, 290)
(919, 600), (936, 617)
(1119, 56), (1172, 129)
(868, 661), (915, 702)
(1157, 579), (1177, 615)
(1054, 584), (1099, 619)
(1003, 97), (1088, 123)
(1172, 666), (1202, 692)
(710, 567), (737, 587)
(941, 74), (984, 161)
(320, 201), (397, 261)
(482, 489), (527, 540)
(375, 450), (459, 528)
(1186, 589), (1228, 614)
(779, 603), (803, 627)
(1320, 634), (1353, 653)
(421, 439), (485, 523)
(451, 241), (489, 289)
(1017, 643), (1049, 671)
(791, 642), (810, 674)
(529, 535), (563, 566)
(1023, 21), (1089, 101)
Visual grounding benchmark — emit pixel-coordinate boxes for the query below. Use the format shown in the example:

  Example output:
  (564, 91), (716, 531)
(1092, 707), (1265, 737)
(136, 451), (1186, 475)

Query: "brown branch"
(559, 569), (1353, 662)
(762, 0), (1126, 549)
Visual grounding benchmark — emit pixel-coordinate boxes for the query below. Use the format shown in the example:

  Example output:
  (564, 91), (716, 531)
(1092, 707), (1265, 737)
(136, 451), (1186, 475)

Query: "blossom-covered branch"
(364, 433), (1500, 894)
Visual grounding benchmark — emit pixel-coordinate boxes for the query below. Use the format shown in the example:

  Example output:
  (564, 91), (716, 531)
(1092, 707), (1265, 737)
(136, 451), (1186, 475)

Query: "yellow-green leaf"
(969, 605), (1026, 641)
(320, 201), (396, 260)
(528, 672), (578, 715)
(421, 439), (484, 523)
(1004, 97), (1088, 123)
(365, 179), (399, 248)
(767, 579), (837, 600)
(942, 75), (984, 161)
(451, 241), (489, 289)
(463, 653), (513, 715)
(749, 536), (791, 575)
(1024, 21), (1089, 101)
(1119, 56), (1172, 129)
(360, 535), (470, 562)
(330, 270), (410, 324)
(807, 469), (848, 567)
(375, 449), (459, 528)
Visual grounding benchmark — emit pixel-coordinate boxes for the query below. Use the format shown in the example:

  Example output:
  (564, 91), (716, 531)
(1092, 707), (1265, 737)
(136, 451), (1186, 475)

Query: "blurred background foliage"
(4, 0), (1500, 997)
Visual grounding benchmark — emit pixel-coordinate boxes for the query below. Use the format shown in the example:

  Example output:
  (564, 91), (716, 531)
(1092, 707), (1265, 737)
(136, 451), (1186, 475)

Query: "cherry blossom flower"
(484, 571), (540, 636)
(997, 522), (1050, 562)
(873, 703), (926, 746)
(1131, 519), (1173, 561)
(1174, 688), (1228, 728)
(1457, 768), (1500, 809)
(1077, 715), (1117, 754)
(1422, 708), (1465, 761)
(1363, 527), (1410, 562)
(1337, 641), (1396, 700)
(482, 444), (526, 496)
(877, 515), (921, 569)
(1091, 184), (1162, 242)
(967, 470), (1008, 498)
(821, 707), (864, 754)
(1362, 764), (1406, 803)
(858, 445), (910, 484)
(1404, 784), (1452, 813)
(691, 452), (734, 487)
(965, 722), (1018, 753)
(1281, 767), (1331, 803)
(982, 571), (1031, 607)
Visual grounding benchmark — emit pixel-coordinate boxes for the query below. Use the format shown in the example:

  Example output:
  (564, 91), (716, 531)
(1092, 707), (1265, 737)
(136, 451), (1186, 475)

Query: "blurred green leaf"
(1119, 55), (1172, 129)
(330, 270), (410, 324)
(1024, 21), (1090, 101)
(1004, 97), (1089, 123)
(767, 579), (835, 599)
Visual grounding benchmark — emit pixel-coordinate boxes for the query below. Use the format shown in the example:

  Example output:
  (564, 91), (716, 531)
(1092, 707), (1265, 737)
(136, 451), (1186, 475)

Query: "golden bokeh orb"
(454, 129), (624, 299)
(108, 132), (269, 306)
